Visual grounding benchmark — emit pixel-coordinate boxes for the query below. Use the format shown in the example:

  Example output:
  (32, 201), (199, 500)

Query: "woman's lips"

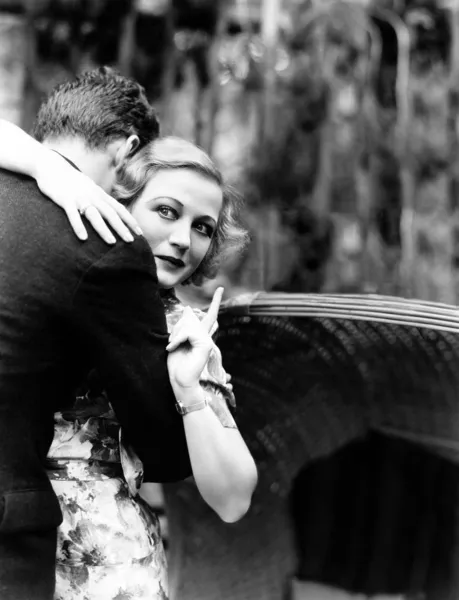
(156, 255), (185, 268)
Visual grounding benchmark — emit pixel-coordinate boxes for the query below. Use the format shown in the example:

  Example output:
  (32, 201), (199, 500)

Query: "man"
(0, 67), (191, 600)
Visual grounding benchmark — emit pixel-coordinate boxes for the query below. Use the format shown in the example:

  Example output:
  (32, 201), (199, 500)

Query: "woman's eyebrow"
(200, 215), (218, 226)
(151, 196), (183, 207)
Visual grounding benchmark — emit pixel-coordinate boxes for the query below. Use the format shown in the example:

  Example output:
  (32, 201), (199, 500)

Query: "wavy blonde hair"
(113, 136), (249, 286)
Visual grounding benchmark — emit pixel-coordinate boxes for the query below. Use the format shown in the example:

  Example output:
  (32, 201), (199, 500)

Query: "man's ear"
(114, 135), (141, 170)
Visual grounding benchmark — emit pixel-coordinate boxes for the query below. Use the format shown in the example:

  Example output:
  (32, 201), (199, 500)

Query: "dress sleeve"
(71, 239), (192, 483)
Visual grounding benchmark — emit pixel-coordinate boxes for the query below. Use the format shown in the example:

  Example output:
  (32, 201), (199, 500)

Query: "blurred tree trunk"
(259, 0), (281, 145)
(389, 11), (413, 295)
(118, 1), (137, 77)
(22, 0), (42, 132)
(259, 0), (282, 289)
(202, 0), (227, 156)
(0, 10), (27, 124)
(158, 2), (177, 132)
(448, 4), (459, 303)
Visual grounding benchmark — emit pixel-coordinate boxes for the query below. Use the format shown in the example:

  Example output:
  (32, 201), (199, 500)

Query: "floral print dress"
(47, 303), (236, 600)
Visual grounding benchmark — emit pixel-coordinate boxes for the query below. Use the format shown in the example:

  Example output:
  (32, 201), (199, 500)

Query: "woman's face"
(131, 168), (223, 289)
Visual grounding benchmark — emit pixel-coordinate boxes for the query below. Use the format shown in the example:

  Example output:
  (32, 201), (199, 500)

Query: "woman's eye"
(195, 222), (213, 237)
(158, 206), (177, 219)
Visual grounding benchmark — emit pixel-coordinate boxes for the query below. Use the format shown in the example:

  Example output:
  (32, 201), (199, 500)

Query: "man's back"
(0, 168), (191, 599)
(0, 168), (92, 491)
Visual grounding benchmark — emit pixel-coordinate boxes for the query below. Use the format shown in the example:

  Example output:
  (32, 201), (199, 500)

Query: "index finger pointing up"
(201, 287), (224, 333)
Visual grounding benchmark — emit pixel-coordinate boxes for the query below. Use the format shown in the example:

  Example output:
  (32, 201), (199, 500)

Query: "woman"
(0, 121), (257, 599)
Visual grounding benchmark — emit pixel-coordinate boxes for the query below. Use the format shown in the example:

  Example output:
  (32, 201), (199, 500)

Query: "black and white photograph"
(1, 1), (459, 600)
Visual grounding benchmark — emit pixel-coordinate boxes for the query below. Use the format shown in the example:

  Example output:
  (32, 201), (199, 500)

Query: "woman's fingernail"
(135, 227), (143, 235)
(124, 233), (134, 242)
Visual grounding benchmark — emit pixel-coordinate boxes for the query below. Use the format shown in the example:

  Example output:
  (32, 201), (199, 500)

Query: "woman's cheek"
(138, 215), (163, 250)
(194, 240), (211, 267)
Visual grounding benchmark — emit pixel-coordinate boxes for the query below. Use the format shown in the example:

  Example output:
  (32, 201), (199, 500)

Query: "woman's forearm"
(174, 385), (258, 523)
(0, 119), (54, 179)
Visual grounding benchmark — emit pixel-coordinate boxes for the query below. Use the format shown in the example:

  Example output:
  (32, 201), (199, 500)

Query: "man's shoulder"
(71, 236), (161, 314)
(0, 167), (42, 197)
(71, 234), (159, 304)
(0, 168), (59, 241)
(0, 167), (156, 279)
(0, 167), (34, 182)
(82, 234), (156, 273)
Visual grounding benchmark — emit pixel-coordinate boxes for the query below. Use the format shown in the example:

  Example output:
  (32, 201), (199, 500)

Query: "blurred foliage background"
(1, 0), (458, 305)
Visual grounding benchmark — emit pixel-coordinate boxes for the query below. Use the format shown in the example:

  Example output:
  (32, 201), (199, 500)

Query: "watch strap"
(176, 396), (209, 416)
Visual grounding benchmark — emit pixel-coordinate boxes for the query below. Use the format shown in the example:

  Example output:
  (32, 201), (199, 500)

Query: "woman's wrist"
(173, 384), (205, 408)
(0, 119), (49, 179)
(33, 145), (63, 181)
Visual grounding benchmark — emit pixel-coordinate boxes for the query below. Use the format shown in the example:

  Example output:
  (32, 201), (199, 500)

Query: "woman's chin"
(157, 273), (180, 290)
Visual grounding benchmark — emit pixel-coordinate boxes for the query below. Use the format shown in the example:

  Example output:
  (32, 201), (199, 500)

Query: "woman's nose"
(169, 223), (191, 250)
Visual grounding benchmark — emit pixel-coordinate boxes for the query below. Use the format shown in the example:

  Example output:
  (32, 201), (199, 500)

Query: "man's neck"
(42, 138), (112, 192)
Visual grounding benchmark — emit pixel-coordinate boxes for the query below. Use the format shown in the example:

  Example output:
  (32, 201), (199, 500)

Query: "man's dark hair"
(32, 66), (159, 151)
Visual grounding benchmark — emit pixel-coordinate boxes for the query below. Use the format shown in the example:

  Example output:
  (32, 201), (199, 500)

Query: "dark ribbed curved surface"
(164, 293), (459, 600)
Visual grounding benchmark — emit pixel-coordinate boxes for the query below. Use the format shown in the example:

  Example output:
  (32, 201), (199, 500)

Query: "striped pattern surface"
(164, 293), (459, 600)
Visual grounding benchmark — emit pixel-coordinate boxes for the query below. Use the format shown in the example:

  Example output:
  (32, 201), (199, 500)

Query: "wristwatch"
(175, 395), (209, 416)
